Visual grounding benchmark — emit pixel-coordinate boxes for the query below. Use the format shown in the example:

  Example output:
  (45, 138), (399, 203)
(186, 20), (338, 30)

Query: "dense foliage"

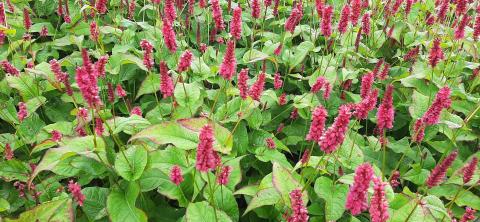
(0, 0), (479, 221)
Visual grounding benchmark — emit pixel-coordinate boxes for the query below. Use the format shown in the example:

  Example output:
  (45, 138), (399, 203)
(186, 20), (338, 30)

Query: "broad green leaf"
(314, 176), (349, 221)
(204, 187), (239, 221)
(243, 187), (280, 215)
(107, 182), (148, 222)
(0, 198), (10, 212)
(30, 136), (107, 184)
(136, 73), (160, 99)
(0, 160), (30, 182)
(272, 162), (305, 203)
(131, 117), (233, 154)
(185, 201), (232, 222)
(5, 75), (41, 100)
(115, 146), (148, 181)
(107, 116), (151, 135)
(82, 187), (109, 221)
(5, 197), (73, 222)
(289, 41), (315, 68)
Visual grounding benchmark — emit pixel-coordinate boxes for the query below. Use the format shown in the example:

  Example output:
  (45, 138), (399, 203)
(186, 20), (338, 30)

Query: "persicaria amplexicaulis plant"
(1, 0), (479, 221)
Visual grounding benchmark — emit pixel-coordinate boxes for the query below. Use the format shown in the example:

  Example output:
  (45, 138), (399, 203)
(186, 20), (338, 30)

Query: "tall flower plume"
(230, 7), (243, 40)
(4, 143), (13, 160)
(405, 0), (413, 15)
(362, 13), (371, 35)
(177, 50), (193, 73)
(162, 17), (177, 53)
(219, 40), (237, 80)
(0, 3), (6, 26)
(116, 84), (127, 98)
(437, 0), (449, 23)
(23, 8), (31, 31)
(354, 89), (378, 119)
(273, 0), (280, 16)
(454, 15), (471, 40)
(315, 0), (323, 17)
(170, 165), (184, 185)
(460, 207), (476, 222)
(17, 102), (27, 122)
(474, 5), (480, 41)
(287, 189), (309, 222)
(404, 46), (420, 62)
(195, 125), (218, 172)
(140, 39), (154, 70)
(274, 73), (283, 89)
(159, 61), (174, 98)
(350, 0), (362, 25)
(217, 165), (233, 185)
(426, 150), (458, 188)
(1, 60), (20, 76)
(376, 84), (395, 132)
(369, 177), (390, 222)
(360, 72), (374, 98)
(68, 180), (86, 206)
(462, 157), (478, 184)
(345, 163), (374, 215)
(412, 119), (425, 143)
(90, 21), (99, 41)
(421, 86), (451, 125)
(306, 105), (328, 142)
(238, 68), (249, 99)
(378, 63), (390, 80)
(211, 0), (225, 30)
(76, 52), (102, 109)
(319, 104), (352, 153)
(164, 0), (177, 22)
(249, 72), (266, 101)
(95, 55), (108, 78)
(285, 4), (303, 33)
(95, 0), (108, 14)
(311, 76), (326, 93)
(321, 5), (333, 37)
(128, 0), (136, 19)
(455, 0), (466, 15)
(251, 0), (261, 18)
(390, 0), (404, 15)
(338, 5), (351, 34)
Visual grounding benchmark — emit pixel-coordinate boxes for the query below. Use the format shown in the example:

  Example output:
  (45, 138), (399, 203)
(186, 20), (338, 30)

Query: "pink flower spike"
(95, 55), (109, 78)
(274, 73), (283, 89)
(426, 150), (458, 188)
(195, 125), (217, 172)
(4, 143), (13, 160)
(266, 138), (276, 149)
(0, 3), (6, 26)
(338, 5), (350, 34)
(361, 13), (371, 35)
(68, 180), (86, 206)
(460, 207), (476, 222)
(95, 0), (107, 14)
(230, 7), (243, 40)
(376, 84), (395, 132)
(23, 8), (31, 31)
(354, 89), (379, 120)
(378, 63), (390, 80)
(1, 60), (20, 76)
(90, 21), (99, 41)
(285, 4), (303, 33)
(131, 106), (143, 116)
(251, 0), (261, 18)
(350, 0), (362, 25)
(95, 118), (104, 136)
(51, 130), (62, 142)
(140, 39), (154, 70)
(454, 15), (471, 40)
(249, 72), (266, 101)
(306, 105), (328, 142)
(219, 40), (237, 80)
(177, 50), (193, 73)
(462, 157), (477, 184)
(210, 0), (225, 30)
(360, 72), (374, 99)
(421, 86), (451, 125)
(345, 163), (374, 215)
(287, 189), (309, 222)
(429, 39), (444, 68)
(162, 17), (177, 53)
(170, 165), (184, 185)
(238, 68), (249, 99)
(321, 5), (333, 37)
(319, 104), (352, 153)
(160, 61), (175, 98)
(17, 102), (27, 122)
(217, 165), (232, 185)
(369, 177), (390, 222)
(164, 0), (177, 22)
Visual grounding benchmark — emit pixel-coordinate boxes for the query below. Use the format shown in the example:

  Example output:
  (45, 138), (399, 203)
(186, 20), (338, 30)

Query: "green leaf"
(30, 136), (107, 183)
(314, 176), (349, 221)
(289, 41), (315, 68)
(0, 160), (31, 182)
(5, 75), (41, 100)
(204, 187), (239, 221)
(185, 201), (233, 222)
(136, 73), (160, 99)
(174, 82), (202, 108)
(82, 187), (109, 221)
(131, 117), (233, 154)
(107, 182), (148, 222)
(244, 187), (280, 215)
(115, 146), (148, 181)
(5, 197), (73, 222)
(0, 198), (10, 212)
(272, 162), (305, 203)
(107, 116), (151, 135)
